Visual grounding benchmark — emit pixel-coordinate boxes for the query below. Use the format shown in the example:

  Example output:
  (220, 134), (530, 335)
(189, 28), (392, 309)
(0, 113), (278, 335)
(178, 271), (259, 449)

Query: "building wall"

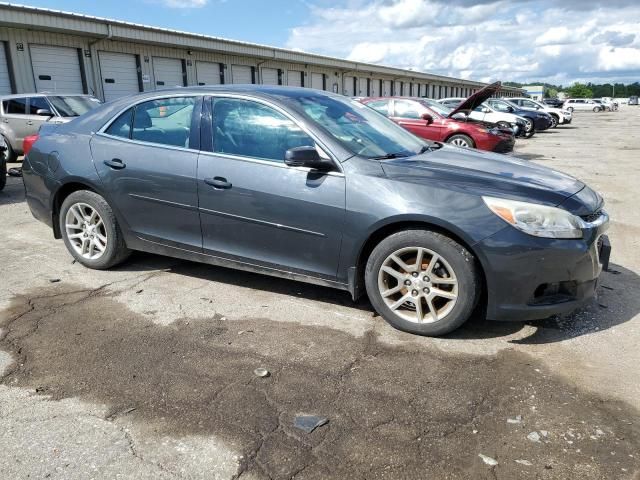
(0, 7), (525, 101)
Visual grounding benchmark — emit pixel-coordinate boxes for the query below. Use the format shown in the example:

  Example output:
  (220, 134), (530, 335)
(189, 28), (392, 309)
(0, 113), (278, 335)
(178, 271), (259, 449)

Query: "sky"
(18, 0), (640, 86)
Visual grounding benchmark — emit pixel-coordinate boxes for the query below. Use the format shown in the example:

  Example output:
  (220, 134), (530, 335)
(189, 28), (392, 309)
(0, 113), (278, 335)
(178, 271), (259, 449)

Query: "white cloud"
(285, 0), (640, 85)
(159, 0), (208, 8)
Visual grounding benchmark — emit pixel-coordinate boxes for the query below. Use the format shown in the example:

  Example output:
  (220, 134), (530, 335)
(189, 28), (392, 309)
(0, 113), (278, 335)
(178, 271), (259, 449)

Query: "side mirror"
(284, 146), (333, 171)
(421, 112), (433, 124)
(507, 106), (514, 112)
(482, 107), (491, 113)
(36, 108), (53, 117)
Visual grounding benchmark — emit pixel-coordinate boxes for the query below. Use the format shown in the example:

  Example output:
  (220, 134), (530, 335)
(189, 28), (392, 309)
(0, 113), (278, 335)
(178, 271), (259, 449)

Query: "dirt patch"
(1, 284), (639, 479)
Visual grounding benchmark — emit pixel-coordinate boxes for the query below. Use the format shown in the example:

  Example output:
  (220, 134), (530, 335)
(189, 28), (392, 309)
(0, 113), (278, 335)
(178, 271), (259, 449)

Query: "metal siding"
(196, 61), (222, 85)
(30, 44), (83, 93)
(98, 51), (140, 101)
(152, 56), (183, 89)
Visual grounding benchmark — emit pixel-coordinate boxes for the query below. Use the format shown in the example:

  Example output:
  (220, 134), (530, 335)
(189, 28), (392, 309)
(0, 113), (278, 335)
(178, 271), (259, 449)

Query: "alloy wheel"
(377, 247), (458, 323)
(450, 138), (471, 148)
(65, 202), (108, 260)
(524, 119), (533, 132)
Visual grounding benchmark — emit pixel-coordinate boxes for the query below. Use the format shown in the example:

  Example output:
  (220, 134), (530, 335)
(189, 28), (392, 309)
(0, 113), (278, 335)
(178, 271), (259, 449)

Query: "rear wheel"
(446, 134), (474, 149)
(0, 154), (6, 191)
(1, 136), (16, 163)
(59, 190), (130, 269)
(365, 229), (481, 336)
(593, 106), (600, 112)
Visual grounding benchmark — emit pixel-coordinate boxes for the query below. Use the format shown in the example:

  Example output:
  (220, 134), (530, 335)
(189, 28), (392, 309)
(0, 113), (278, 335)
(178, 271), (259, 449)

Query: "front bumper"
(478, 221), (610, 322)
(491, 136), (515, 153)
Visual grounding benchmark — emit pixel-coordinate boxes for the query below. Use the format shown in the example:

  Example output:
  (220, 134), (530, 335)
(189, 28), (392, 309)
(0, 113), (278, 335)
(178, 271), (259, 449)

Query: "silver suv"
(0, 93), (101, 161)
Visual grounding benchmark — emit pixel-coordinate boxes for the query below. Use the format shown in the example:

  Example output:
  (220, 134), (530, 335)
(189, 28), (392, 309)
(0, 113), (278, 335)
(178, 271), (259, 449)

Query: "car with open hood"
(485, 98), (553, 133)
(22, 85), (610, 336)
(361, 94), (515, 152)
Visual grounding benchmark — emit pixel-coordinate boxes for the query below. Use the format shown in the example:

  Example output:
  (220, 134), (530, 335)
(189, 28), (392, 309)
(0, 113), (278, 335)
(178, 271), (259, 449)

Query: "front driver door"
(91, 95), (203, 250)
(391, 99), (444, 141)
(197, 96), (345, 281)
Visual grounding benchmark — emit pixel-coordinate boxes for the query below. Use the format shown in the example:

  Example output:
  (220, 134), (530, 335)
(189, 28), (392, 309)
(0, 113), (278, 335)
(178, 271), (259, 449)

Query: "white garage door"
(0, 45), (11, 95)
(288, 70), (303, 87)
(196, 61), (222, 85)
(383, 80), (392, 96)
(358, 78), (368, 96)
(153, 57), (183, 89)
(402, 83), (410, 96)
(31, 45), (83, 94)
(370, 79), (379, 97)
(231, 65), (253, 84)
(343, 76), (355, 96)
(310, 72), (324, 90)
(261, 68), (278, 85)
(98, 51), (140, 102)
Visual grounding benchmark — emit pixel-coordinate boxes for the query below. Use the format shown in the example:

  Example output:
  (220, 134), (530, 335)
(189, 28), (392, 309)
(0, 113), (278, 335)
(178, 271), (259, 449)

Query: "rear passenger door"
(1, 97), (31, 149)
(91, 96), (203, 250)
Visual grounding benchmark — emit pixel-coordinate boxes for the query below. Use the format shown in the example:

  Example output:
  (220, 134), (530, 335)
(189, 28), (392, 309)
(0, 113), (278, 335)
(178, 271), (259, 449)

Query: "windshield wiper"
(369, 152), (410, 160)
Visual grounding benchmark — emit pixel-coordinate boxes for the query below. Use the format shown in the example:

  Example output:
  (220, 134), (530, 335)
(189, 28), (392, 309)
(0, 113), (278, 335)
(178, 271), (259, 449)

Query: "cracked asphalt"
(1, 107), (640, 479)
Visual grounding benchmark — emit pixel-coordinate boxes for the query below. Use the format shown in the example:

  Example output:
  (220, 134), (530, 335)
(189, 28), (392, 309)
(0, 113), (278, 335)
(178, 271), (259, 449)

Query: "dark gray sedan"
(22, 86), (610, 336)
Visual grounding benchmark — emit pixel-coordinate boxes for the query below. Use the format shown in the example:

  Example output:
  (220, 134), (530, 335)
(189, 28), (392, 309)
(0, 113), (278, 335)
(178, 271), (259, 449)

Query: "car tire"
(446, 134), (475, 149)
(59, 190), (131, 269)
(593, 107), (600, 113)
(1, 136), (16, 163)
(365, 229), (481, 336)
(0, 154), (6, 191)
(549, 115), (558, 128)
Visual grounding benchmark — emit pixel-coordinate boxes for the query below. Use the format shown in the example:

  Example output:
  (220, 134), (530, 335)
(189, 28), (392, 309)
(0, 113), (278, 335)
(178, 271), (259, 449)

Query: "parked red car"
(360, 83), (515, 153)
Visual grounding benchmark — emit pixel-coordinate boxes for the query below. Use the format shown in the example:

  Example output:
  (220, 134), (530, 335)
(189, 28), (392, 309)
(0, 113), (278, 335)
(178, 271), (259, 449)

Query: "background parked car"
(508, 97), (572, 127)
(629, 96), (639, 105)
(563, 98), (603, 112)
(0, 93), (102, 161)
(438, 98), (463, 108)
(439, 97), (529, 136)
(542, 98), (564, 108)
(361, 95), (515, 152)
(0, 135), (6, 191)
(486, 98), (553, 133)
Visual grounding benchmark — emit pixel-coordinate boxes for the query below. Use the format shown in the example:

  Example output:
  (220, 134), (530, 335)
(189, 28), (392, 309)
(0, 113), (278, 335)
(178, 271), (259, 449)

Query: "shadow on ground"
(1, 284), (639, 479)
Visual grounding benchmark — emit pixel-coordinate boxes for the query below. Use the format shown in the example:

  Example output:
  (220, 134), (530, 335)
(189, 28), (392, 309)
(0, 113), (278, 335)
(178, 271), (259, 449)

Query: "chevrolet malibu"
(22, 86), (610, 336)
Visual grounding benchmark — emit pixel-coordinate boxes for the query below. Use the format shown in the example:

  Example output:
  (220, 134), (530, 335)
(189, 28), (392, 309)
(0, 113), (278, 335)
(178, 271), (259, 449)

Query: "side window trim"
(99, 94), (202, 151)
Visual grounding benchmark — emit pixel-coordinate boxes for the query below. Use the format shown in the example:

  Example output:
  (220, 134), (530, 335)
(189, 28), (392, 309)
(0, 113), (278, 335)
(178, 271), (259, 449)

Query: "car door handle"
(103, 158), (126, 170)
(26, 120), (33, 125)
(204, 177), (232, 189)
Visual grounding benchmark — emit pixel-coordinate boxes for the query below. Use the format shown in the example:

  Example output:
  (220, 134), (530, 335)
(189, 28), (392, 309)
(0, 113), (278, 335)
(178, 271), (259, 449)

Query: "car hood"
(380, 144), (587, 209)
(449, 81), (502, 118)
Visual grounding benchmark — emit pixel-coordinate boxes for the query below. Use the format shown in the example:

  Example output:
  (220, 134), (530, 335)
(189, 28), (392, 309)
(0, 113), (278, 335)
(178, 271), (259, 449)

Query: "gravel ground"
(0, 106), (639, 479)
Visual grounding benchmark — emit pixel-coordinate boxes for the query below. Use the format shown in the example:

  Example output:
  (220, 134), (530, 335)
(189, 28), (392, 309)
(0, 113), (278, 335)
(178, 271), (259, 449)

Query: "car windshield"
(293, 94), (427, 158)
(418, 99), (452, 117)
(48, 96), (102, 117)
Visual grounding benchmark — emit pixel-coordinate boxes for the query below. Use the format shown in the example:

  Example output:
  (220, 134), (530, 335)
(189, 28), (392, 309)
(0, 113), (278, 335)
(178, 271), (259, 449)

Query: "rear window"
(3, 98), (27, 115)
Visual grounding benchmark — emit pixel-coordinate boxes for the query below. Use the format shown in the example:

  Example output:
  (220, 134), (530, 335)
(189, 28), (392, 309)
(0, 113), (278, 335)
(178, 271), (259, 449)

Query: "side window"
(212, 98), (314, 163)
(132, 97), (196, 148)
(28, 97), (51, 114)
(490, 102), (509, 112)
(4, 98), (27, 115)
(393, 100), (423, 119)
(105, 108), (133, 139)
(366, 100), (390, 116)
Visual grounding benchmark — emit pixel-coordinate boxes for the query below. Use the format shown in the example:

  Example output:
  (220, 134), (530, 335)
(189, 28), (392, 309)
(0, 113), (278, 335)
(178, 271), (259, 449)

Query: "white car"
(439, 97), (528, 131)
(507, 97), (572, 127)
(562, 98), (603, 113)
(593, 98), (617, 111)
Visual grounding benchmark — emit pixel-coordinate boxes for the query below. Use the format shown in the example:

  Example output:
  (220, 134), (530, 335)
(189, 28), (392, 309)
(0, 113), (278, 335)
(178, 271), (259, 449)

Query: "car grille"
(580, 210), (603, 223)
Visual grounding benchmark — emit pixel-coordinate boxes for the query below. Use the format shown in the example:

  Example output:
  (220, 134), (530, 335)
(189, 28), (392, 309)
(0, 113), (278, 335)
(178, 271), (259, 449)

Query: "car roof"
(0, 93), (96, 100)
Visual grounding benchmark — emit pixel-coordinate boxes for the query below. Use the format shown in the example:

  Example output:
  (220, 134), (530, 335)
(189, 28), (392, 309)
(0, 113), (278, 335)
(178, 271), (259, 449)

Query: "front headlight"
(482, 196), (584, 239)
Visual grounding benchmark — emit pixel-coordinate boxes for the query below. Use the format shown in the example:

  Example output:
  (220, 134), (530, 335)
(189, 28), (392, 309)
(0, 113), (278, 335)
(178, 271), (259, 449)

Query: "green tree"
(566, 83), (593, 98)
(545, 87), (558, 98)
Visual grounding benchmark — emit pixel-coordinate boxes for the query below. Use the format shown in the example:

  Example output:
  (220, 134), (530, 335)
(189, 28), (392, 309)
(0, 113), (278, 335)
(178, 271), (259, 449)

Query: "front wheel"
(59, 190), (131, 269)
(593, 107), (600, 112)
(550, 115), (558, 128)
(365, 229), (481, 336)
(446, 134), (474, 149)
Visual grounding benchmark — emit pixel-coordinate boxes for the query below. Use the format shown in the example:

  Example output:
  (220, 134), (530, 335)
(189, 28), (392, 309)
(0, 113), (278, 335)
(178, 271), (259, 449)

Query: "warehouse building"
(0, 3), (524, 102)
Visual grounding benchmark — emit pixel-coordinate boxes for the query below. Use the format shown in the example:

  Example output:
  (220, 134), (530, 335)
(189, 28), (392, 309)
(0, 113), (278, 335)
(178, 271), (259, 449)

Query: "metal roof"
(0, 2), (523, 92)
